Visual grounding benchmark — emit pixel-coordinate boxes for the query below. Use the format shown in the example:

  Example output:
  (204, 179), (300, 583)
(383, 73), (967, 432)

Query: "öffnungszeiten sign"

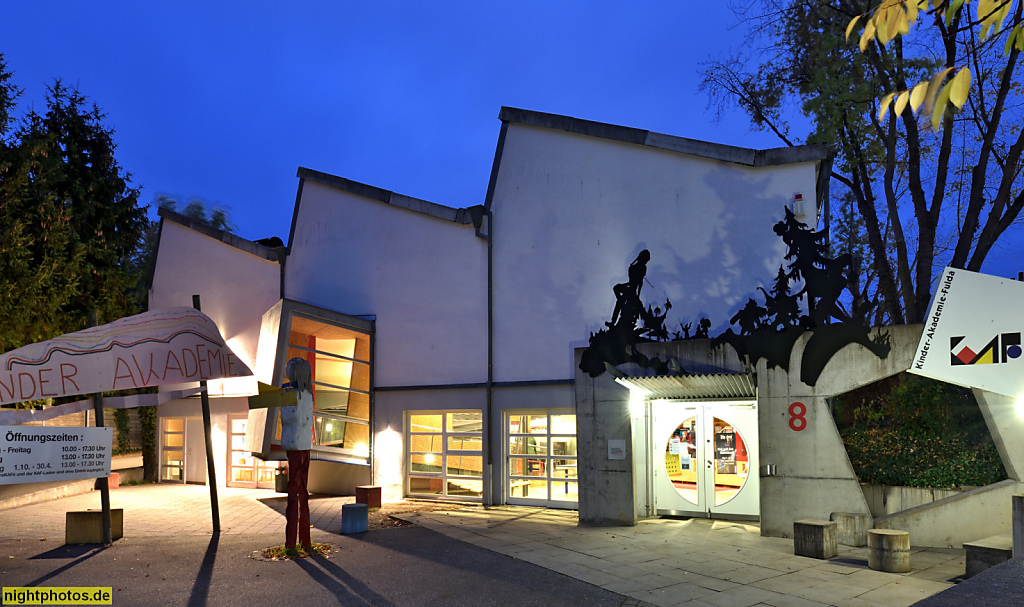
(0, 426), (112, 485)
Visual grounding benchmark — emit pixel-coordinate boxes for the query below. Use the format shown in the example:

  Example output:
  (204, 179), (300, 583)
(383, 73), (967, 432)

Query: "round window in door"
(663, 417), (698, 506)
(712, 417), (749, 506)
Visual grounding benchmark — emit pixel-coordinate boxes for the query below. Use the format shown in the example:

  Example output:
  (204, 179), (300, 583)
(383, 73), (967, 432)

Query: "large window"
(161, 418), (184, 482)
(247, 300), (374, 465)
(507, 412), (577, 507)
(407, 411), (483, 500)
(286, 314), (371, 459)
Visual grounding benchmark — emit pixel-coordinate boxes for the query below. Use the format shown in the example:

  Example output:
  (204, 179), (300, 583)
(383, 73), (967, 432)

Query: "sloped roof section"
(615, 373), (756, 400)
(499, 106), (827, 167)
(158, 207), (281, 262)
(297, 167), (483, 226)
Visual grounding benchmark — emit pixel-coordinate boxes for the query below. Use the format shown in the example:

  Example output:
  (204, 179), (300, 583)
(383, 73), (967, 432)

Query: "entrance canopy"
(615, 373), (755, 400)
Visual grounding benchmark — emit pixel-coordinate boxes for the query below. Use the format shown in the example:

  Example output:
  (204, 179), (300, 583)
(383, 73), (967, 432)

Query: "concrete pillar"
(1014, 494), (1024, 558)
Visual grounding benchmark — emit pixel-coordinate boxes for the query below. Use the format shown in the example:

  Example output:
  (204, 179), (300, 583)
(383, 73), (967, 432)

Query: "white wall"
(285, 181), (488, 387)
(490, 124), (820, 382)
(149, 220), (281, 396)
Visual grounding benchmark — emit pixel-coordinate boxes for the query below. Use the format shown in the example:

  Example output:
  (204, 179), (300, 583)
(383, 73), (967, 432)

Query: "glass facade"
(407, 410), (483, 500)
(507, 412), (578, 506)
(160, 418), (184, 482)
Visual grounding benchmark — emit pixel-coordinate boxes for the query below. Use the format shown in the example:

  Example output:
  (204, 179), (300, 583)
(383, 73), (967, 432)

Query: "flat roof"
(498, 106), (828, 167)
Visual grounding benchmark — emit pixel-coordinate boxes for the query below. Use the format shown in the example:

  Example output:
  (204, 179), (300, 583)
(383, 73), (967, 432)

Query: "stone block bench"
(66, 509), (123, 544)
(868, 529), (910, 573)
(964, 534), (1012, 579)
(794, 519), (838, 559)
(830, 512), (871, 546)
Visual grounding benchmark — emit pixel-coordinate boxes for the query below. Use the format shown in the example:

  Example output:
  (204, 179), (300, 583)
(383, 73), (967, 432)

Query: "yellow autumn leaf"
(887, 6), (905, 41)
(932, 82), (953, 130)
(905, 0), (919, 24)
(910, 81), (928, 113)
(894, 90), (911, 117)
(949, 67), (971, 109)
(846, 15), (863, 40)
(925, 67), (954, 113)
(861, 20), (877, 51)
(879, 92), (897, 121)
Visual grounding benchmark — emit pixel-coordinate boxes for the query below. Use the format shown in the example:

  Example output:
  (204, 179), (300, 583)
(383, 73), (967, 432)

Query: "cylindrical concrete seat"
(341, 502), (368, 534)
(868, 529), (910, 573)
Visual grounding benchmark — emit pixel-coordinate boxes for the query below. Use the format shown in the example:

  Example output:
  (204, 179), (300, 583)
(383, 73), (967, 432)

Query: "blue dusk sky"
(3, 2), (1022, 277)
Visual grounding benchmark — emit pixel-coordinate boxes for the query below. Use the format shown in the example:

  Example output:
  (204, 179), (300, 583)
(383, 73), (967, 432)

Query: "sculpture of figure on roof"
(608, 249), (651, 330)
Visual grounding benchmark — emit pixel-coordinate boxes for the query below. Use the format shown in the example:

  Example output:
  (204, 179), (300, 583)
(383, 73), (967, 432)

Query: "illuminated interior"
(507, 412), (578, 505)
(407, 411), (483, 499)
(664, 416), (748, 506)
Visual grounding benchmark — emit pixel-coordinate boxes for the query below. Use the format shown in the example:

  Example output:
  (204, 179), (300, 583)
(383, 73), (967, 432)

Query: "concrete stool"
(964, 534), (1012, 578)
(356, 485), (382, 509)
(341, 503), (368, 534)
(868, 529), (910, 573)
(66, 509), (124, 544)
(830, 512), (871, 547)
(793, 519), (838, 559)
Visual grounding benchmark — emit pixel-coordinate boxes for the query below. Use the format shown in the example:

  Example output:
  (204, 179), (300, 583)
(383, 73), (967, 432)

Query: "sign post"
(193, 295), (220, 533)
(88, 311), (113, 545)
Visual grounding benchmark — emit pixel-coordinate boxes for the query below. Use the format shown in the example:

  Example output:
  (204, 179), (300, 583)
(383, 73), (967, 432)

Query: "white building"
(150, 107), (827, 515)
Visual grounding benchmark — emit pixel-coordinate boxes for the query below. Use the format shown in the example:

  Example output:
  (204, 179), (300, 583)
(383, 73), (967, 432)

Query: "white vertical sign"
(909, 267), (1024, 398)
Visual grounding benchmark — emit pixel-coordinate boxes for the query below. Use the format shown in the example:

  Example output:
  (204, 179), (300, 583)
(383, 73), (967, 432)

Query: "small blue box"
(341, 503), (368, 534)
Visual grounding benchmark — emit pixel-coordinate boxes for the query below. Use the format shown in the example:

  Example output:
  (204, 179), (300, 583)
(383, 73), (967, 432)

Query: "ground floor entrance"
(651, 400), (758, 519)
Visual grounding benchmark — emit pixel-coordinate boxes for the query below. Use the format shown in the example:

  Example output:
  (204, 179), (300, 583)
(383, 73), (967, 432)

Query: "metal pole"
(88, 311), (112, 544)
(193, 294), (221, 533)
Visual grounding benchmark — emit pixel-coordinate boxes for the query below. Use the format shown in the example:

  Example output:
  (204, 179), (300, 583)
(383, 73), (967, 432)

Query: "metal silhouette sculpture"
(715, 208), (889, 385)
(579, 250), (681, 377)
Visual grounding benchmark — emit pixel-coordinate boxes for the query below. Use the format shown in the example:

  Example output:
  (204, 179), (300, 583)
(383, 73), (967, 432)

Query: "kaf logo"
(950, 333), (1022, 366)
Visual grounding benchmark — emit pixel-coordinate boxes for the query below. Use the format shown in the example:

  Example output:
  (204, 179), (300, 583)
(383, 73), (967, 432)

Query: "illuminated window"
(247, 300), (374, 465)
(407, 410), (483, 500)
(507, 412), (577, 507)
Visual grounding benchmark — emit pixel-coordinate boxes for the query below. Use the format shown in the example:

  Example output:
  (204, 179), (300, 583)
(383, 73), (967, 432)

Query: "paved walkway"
(1, 485), (965, 606)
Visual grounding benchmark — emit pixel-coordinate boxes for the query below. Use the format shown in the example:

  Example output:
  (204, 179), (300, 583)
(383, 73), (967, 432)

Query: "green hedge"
(834, 374), (1007, 489)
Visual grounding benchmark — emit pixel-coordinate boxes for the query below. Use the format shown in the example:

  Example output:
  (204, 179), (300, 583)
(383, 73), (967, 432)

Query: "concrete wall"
(861, 484), (967, 518)
(972, 389), (1024, 481)
(150, 220), (281, 397)
(285, 180), (487, 388)
(757, 324), (922, 538)
(874, 480), (1024, 548)
(491, 122), (821, 386)
(574, 360), (636, 525)
(574, 339), (747, 525)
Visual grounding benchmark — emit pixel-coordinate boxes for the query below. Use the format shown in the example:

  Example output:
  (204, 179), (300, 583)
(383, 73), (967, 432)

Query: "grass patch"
(260, 543), (333, 560)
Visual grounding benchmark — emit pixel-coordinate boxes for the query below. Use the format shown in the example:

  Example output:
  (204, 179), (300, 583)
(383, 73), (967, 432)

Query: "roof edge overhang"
(498, 106), (828, 168)
(615, 372), (756, 400)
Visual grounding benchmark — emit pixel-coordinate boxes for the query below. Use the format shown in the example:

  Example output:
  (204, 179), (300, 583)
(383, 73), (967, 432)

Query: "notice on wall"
(608, 439), (626, 460)
(909, 267), (1024, 398)
(0, 426), (112, 485)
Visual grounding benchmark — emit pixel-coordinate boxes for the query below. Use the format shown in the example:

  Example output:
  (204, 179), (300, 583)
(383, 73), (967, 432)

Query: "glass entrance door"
(228, 416), (280, 489)
(652, 400), (758, 518)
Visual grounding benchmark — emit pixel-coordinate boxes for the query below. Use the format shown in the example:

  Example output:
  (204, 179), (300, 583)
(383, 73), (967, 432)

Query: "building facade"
(151, 107), (828, 516)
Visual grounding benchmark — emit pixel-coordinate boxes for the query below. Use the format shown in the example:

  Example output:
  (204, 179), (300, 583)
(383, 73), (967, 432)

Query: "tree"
(0, 55), (147, 352)
(702, 0), (1024, 325)
(127, 195), (236, 311)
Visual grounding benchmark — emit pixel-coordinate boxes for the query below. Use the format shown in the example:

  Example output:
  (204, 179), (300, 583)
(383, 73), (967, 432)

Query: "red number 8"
(788, 402), (807, 431)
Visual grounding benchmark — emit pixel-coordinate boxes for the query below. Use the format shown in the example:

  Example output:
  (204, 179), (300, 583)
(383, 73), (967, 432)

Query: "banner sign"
(0, 308), (253, 406)
(0, 426), (112, 485)
(909, 267), (1024, 398)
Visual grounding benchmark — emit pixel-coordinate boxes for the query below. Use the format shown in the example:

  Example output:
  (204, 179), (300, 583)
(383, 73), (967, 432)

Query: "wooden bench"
(868, 529), (910, 573)
(793, 519), (838, 559)
(964, 534), (1012, 578)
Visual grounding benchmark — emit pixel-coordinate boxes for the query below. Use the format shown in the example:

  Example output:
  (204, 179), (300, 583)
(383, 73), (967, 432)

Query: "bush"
(834, 374), (1007, 489)
(113, 409), (132, 454)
